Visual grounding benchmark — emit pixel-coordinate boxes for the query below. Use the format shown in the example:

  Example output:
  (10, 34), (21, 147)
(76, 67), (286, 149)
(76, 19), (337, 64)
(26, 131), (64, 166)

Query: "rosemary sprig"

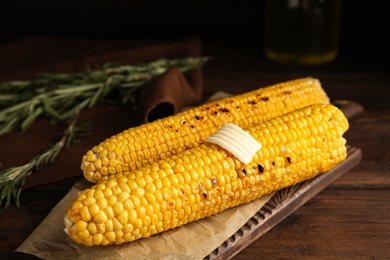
(0, 56), (211, 135)
(0, 56), (211, 207)
(0, 112), (90, 208)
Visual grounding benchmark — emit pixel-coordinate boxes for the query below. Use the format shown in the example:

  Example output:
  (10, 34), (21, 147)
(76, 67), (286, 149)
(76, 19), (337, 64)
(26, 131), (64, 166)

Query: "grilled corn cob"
(82, 77), (330, 183)
(65, 103), (348, 246)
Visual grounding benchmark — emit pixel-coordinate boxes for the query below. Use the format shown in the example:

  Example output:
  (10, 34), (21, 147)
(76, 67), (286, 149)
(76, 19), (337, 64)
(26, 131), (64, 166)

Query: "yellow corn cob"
(65, 103), (348, 246)
(82, 77), (330, 183)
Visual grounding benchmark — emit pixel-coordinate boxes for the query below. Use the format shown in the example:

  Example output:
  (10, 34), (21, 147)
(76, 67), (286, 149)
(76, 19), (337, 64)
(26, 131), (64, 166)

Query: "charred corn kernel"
(65, 104), (348, 246)
(81, 77), (330, 182)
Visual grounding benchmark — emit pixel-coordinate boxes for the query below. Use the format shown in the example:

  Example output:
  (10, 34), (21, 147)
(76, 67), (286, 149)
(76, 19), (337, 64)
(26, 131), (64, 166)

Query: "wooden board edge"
(205, 146), (362, 260)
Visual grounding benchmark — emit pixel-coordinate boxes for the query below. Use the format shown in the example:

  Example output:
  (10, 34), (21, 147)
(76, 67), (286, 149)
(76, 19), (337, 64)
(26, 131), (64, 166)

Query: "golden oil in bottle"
(263, 0), (342, 66)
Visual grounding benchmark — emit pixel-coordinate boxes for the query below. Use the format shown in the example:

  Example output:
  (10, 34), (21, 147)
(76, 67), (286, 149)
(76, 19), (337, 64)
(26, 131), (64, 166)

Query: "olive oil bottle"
(263, 0), (342, 66)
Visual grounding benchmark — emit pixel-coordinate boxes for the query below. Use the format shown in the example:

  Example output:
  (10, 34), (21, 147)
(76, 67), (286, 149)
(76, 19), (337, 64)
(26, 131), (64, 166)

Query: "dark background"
(1, 1), (388, 64)
(1, 2), (389, 259)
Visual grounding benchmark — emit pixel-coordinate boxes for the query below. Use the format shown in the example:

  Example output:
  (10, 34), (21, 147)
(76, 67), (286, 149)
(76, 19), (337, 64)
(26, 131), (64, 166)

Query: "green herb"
(0, 56), (211, 207)
(0, 57), (211, 135)
(0, 112), (90, 208)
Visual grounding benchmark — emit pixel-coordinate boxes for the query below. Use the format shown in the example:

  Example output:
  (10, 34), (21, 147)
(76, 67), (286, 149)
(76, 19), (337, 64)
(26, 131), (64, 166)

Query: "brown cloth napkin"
(0, 35), (205, 189)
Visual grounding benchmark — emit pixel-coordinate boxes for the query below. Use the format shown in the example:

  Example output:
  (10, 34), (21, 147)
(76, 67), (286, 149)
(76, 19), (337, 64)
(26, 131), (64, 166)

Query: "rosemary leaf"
(42, 96), (64, 120)
(0, 165), (30, 208)
(21, 107), (43, 132)
(0, 116), (18, 136)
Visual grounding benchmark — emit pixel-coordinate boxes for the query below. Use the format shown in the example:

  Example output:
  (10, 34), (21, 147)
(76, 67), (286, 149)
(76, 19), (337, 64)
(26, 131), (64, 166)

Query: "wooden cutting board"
(205, 100), (364, 259)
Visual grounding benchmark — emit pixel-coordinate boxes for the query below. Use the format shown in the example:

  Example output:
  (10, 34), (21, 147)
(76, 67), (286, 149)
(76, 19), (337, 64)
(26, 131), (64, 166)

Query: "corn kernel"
(94, 210), (108, 223)
(77, 229), (90, 240)
(80, 206), (91, 222)
(88, 222), (97, 235)
(88, 203), (100, 217)
(103, 206), (114, 219)
(105, 231), (116, 242)
(93, 233), (103, 245)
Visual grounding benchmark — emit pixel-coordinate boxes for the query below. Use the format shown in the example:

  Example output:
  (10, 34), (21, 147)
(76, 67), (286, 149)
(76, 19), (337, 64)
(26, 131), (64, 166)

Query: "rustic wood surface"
(0, 38), (389, 260)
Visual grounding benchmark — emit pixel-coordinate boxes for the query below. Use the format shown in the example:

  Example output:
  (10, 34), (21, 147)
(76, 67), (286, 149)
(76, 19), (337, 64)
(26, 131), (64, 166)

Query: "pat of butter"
(205, 124), (261, 164)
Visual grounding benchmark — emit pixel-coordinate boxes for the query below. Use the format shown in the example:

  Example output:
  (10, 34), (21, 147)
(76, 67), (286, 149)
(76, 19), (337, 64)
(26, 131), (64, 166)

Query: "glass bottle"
(263, 0), (342, 66)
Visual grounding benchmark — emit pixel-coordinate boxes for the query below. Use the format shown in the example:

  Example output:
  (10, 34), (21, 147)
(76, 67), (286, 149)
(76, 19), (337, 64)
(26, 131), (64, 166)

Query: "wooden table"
(0, 38), (389, 259)
(202, 41), (390, 259)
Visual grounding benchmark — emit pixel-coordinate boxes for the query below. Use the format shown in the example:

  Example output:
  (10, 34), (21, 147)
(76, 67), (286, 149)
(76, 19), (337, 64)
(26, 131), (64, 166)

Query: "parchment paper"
(16, 92), (275, 259)
(16, 179), (274, 260)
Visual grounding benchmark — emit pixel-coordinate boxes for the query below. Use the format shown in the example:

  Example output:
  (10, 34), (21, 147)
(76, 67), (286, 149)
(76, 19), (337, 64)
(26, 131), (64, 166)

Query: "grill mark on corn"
(287, 156), (292, 164)
(81, 77), (330, 183)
